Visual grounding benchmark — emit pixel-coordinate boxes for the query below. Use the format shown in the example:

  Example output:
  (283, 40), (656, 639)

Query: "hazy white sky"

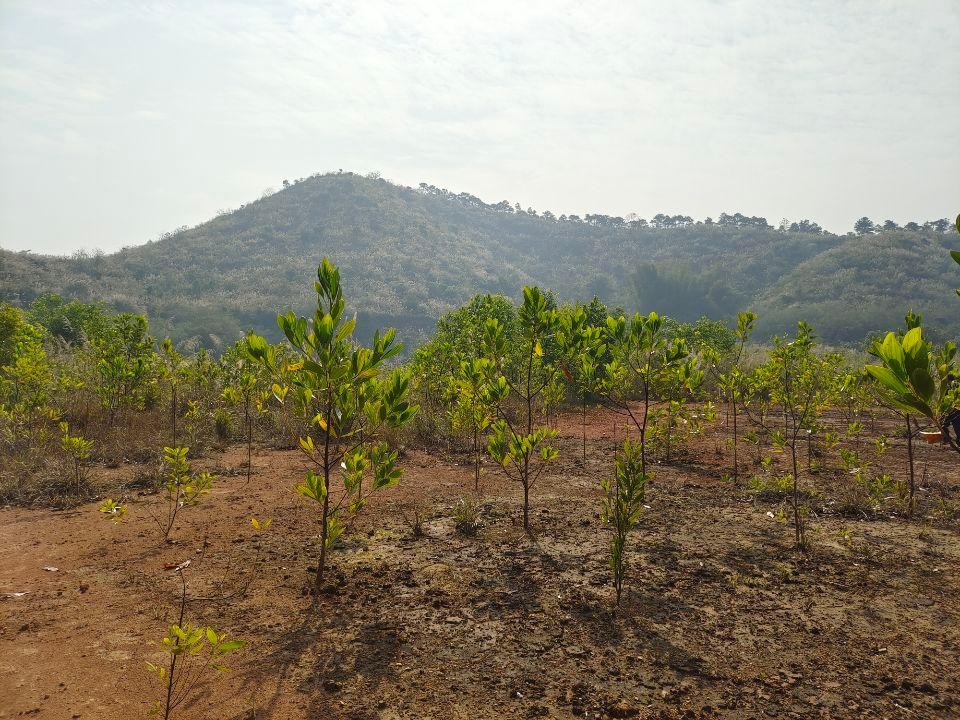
(1, 0), (958, 254)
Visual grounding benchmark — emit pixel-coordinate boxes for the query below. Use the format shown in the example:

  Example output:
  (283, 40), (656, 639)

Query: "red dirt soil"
(1, 407), (958, 719)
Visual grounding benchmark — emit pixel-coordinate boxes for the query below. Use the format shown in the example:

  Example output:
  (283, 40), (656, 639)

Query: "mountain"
(1, 172), (957, 351)
(756, 231), (960, 342)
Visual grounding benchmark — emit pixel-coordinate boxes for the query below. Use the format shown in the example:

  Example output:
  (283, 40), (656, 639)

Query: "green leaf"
(901, 326), (923, 356)
(879, 332), (906, 379)
(864, 365), (909, 395)
(245, 333), (269, 356)
(334, 317), (356, 343)
(886, 394), (933, 418)
(217, 639), (245, 653)
(909, 368), (935, 404)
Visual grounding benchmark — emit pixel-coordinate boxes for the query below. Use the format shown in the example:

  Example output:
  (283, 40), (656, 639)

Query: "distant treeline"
(415, 181), (951, 236)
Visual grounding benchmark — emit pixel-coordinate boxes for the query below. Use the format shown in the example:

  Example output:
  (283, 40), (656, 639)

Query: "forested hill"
(1, 172), (957, 351)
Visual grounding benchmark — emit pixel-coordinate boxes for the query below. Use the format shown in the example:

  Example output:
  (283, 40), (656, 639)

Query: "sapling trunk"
(640, 381), (650, 477)
(473, 426), (480, 493)
(164, 483), (181, 541)
(523, 479), (530, 535)
(163, 570), (188, 720)
(523, 336), (534, 536)
(613, 462), (623, 605)
(665, 410), (672, 462)
(316, 418), (333, 593)
(171, 384), (178, 448)
(728, 316), (754, 482)
(905, 414), (915, 517)
(790, 441), (803, 547)
(731, 393), (739, 482)
(245, 392), (252, 485)
(316, 485), (331, 594)
(582, 395), (587, 462)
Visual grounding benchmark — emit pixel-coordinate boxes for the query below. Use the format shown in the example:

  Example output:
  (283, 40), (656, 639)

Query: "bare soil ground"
(1, 407), (958, 719)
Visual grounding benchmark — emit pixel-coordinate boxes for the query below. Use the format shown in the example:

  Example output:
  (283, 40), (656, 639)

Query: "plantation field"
(3, 4), (959, 719)
(2, 406), (958, 720)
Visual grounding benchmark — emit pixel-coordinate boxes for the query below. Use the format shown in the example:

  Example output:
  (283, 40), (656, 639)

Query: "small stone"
(607, 700), (639, 718)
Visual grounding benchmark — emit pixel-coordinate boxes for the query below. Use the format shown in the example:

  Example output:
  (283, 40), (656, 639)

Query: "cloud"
(0, 0), (958, 252)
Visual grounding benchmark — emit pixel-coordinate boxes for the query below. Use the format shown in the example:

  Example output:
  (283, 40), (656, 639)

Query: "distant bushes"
(631, 262), (747, 322)
(0, 295), (305, 505)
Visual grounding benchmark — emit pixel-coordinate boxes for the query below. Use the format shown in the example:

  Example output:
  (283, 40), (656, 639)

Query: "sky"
(0, 0), (958, 255)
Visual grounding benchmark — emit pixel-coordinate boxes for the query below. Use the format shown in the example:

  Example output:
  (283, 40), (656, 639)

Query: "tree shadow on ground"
(229, 565), (404, 719)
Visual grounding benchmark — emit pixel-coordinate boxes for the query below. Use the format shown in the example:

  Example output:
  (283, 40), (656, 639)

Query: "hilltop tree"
(788, 220), (823, 234)
(925, 219), (951, 233)
(717, 212), (770, 229)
